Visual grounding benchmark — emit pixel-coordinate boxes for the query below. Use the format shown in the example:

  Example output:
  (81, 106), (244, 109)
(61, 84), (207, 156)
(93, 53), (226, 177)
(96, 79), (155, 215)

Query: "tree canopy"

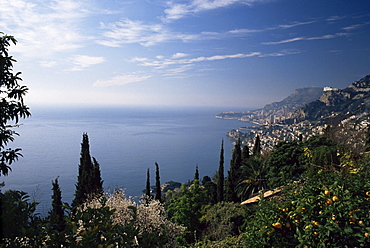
(72, 133), (103, 208)
(0, 32), (31, 176)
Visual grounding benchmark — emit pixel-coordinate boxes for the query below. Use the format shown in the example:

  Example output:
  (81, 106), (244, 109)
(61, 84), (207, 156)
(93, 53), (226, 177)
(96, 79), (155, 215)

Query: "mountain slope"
(216, 87), (323, 120)
(293, 75), (370, 123)
(263, 87), (323, 113)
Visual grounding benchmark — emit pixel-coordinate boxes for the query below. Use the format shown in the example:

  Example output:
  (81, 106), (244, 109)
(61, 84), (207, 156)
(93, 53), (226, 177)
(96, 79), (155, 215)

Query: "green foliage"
(225, 138), (242, 202)
(243, 157), (370, 247)
(194, 165), (199, 181)
(145, 168), (151, 200)
(217, 140), (224, 203)
(237, 156), (268, 200)
(266, 136), (339, 189)
(34, 197), (137, 248)
(69, 199), (137, 247)
(167, 180), (209, 244)
(72, 133), (103, 208)
(190, 234), (248, 248)
(200, 202), (250, 241)
(365, 126), (370, 152)
(155, 162), (162, 202)
(0, 32), (31, 176)
(266, 140), (304, 189)
(48, 177), (66, 232)
(202, 176), (217, 204)
(0, 190), (39, 247)
(241, 144), (250, 161)
(252, 134), (261, 156)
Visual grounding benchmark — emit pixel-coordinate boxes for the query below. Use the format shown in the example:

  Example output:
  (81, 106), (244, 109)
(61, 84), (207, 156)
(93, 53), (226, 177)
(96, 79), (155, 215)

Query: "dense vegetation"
(1, 33), (370, 247)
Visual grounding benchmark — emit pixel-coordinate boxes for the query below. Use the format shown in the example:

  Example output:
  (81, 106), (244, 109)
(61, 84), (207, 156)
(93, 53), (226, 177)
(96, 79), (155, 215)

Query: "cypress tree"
(49, 177), (65, 232)
(252, 134), (261, 156)
(217, 140), (224, 202)
(92, 157), (103, 196)
(155, 162), (161, 202)
(242, 144), (250, 161)
(365, 127), (370, 152)
(225, 138), (242, 202)
(299, 133), (303, 142)
(72, 133), (103, 208)
(194, 165), (199, 181)
(146, 168), (151, 199)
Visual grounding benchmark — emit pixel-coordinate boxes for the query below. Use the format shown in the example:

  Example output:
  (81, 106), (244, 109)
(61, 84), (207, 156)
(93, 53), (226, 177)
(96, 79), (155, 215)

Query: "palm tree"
(236, 156), (268, 201)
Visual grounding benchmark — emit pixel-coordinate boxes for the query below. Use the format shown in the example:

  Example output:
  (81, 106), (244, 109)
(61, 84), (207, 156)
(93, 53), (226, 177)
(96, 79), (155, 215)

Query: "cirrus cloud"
(93, 73), (151, 87)
(163, 0), (270, 21)
(69, 55), (106, 71)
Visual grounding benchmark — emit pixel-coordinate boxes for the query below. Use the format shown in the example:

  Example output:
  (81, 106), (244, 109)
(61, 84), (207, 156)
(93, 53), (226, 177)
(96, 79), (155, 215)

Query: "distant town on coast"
(218, 75), (370, 153)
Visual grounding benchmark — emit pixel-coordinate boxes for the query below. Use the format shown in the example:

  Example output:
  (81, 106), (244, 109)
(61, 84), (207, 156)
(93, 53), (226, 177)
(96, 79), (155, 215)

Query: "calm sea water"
(1, 106), (247, 215)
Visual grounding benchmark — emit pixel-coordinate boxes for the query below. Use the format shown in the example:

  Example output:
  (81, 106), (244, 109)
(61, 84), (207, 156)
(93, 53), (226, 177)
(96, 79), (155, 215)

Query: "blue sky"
(1, 0), (369, 109)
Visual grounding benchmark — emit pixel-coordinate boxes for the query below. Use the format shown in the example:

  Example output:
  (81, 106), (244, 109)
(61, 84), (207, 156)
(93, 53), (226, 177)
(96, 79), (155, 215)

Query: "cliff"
(292, 75), (370, 123)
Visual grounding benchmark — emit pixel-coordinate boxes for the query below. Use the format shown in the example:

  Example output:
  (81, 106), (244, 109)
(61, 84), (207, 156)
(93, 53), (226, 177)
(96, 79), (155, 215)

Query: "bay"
(1, 105), (248, 215)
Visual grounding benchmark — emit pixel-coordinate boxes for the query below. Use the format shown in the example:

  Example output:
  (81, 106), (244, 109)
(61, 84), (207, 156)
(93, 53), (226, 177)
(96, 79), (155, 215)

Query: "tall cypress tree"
(365, 127), (370, 152)
(242, 144), (250, 161)
(194, 165), (199, 181)
(225, 138), (242, 202)
(146, 168), (151, 199)
(92, 157), (103, 196)
(252, 134), (261, 156)
(49, 177), (65, 232)
(217, 140), (224, 202)
(72, 133), (103, 208)
(155, 162), (161, 202)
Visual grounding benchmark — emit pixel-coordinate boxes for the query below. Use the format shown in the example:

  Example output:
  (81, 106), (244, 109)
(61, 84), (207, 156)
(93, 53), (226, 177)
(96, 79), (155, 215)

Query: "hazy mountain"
(216, 87), (324, 120)
(262, 87), (324, 114)
(292, 75), (370, 123)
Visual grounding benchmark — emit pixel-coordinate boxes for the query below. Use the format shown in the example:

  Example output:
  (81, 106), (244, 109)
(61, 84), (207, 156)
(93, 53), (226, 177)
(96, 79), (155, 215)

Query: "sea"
(1, 105), (249, 216)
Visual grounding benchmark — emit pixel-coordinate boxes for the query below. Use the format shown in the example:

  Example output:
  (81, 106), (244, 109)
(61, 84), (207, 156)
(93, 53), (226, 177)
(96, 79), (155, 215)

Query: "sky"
(0, 0), (369, 109)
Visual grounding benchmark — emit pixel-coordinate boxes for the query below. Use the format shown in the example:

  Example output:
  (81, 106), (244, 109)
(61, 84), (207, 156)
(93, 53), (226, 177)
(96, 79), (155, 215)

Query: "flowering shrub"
(243, 156), (370, 247)
(81, 190), (184, 247)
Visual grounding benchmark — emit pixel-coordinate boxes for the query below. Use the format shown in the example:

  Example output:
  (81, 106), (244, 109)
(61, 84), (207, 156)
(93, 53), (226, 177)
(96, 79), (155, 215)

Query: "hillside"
(262, 87), (323, 116)
(292, 75), (370, 124)
(216, 86), (324, 123)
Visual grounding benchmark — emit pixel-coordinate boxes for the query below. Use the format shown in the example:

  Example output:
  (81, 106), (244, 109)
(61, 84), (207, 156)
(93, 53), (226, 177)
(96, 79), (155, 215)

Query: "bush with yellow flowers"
(243, 155), (370, 247)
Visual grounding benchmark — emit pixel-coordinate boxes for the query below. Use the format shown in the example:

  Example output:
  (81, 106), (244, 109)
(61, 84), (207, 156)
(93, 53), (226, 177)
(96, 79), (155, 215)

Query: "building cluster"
(227, 113), (370, 153)
(238, 109), (294, 125)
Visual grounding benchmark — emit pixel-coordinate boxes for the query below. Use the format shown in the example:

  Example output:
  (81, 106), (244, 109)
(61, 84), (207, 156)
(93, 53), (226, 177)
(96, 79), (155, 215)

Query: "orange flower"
(325, 199), (333, 206)
(272, 222), (283, 229)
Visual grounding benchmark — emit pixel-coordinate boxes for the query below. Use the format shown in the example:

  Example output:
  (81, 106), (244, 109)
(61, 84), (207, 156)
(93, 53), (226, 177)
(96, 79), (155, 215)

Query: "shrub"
(243, 156), (370, 247)
(200, 202), (251, 241)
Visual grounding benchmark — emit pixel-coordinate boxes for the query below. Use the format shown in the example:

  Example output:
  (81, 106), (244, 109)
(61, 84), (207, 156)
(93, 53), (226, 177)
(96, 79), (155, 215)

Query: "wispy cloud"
(97, 18), (242, 47)
(262, 37), (305, 45)
(97, 19), (175, 47)
(262, 32), (348, 45)
(0, 0), (91, 58)
(163, 0), (269, 21)
(259, 49), (302, 57)
(278, 21), (316, 29)
(69, 55), (106, 71)
(172, 53), (189, 59)
(93, 73), (151, 87)
(342, 22), (370, 31)
(131, 50), (299, 79)
(134, 52), (262, 69)
(163, 64), (195, 78)
(97, 15), (322, 48)
(326, 15), (346, 22)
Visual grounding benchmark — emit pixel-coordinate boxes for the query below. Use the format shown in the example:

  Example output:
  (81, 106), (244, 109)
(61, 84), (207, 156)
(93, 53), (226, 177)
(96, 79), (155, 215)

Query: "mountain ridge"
(291, 75), (370, 124)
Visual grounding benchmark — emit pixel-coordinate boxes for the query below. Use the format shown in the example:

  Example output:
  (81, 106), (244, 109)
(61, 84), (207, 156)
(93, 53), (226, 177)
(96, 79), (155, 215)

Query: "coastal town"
(218, 76), (370, 154)
(222, 110), (370, 154)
